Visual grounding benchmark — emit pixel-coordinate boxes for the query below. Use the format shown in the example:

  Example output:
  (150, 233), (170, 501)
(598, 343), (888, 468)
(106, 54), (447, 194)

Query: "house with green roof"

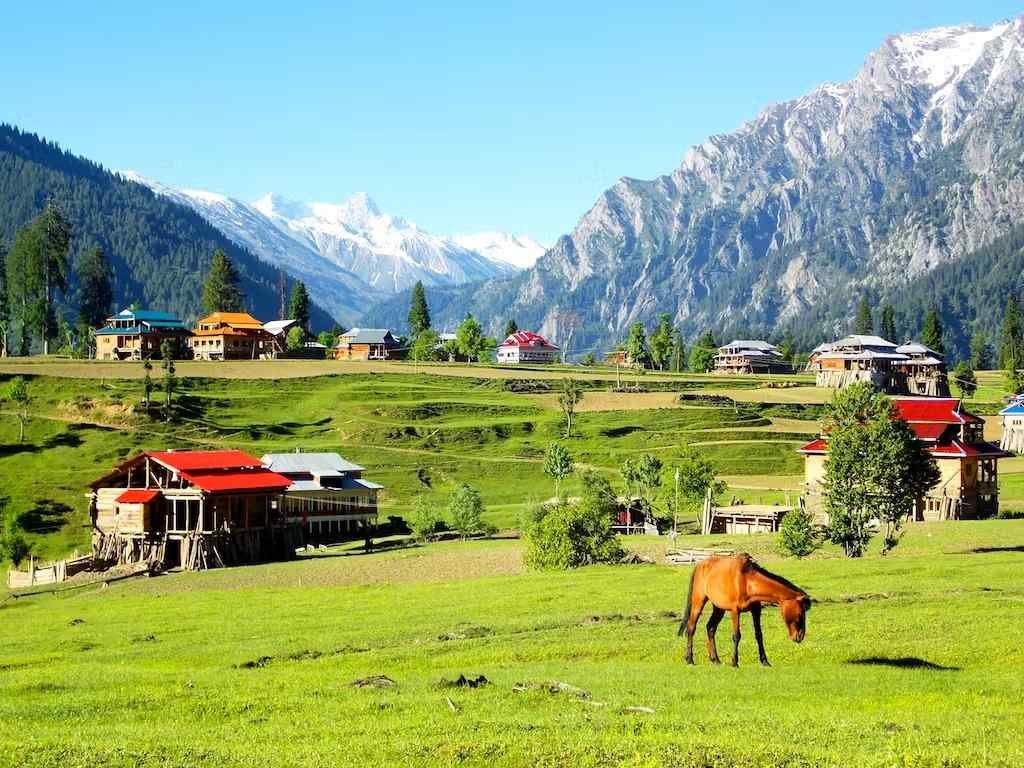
(95, 308), (192, 360)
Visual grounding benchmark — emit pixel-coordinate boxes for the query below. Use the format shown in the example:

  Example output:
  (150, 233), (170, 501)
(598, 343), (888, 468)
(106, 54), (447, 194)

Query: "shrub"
(524, 472), (624, 569)
(778, 508), (820, 558)
(447, 484), (489, 539)
(409, 496), (445, 541)
(0, 497), (30, 566)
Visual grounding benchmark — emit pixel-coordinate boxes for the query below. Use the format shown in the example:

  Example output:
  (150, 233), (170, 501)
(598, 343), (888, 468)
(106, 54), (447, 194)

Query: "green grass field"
(2, 363), (1024, 766)
(1, 521), (1022, 767)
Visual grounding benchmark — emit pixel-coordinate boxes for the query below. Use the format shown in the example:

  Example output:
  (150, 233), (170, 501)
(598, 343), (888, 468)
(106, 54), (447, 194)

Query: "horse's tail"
(677, 566), (697, 636)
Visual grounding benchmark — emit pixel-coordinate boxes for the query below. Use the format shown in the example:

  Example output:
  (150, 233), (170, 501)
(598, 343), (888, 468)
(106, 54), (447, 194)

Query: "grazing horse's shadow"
(847, 656), (959, 671)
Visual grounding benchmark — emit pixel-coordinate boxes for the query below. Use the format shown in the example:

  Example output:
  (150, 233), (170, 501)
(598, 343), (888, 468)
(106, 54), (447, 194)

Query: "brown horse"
(678, 553), (811, 667)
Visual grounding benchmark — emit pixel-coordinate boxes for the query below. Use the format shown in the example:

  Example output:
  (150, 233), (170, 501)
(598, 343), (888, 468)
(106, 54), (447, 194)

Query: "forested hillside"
(0, 125), (334, 328)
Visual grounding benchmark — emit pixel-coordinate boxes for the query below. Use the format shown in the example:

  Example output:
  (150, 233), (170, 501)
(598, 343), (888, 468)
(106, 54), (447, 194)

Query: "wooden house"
(261, 452), (383, 542)
(496, 331), (559, 364)
(999, 395), (1024, 454)
(262, 319), (299, 356)
(799, 397), (1007, 521)
(89, 450), (295, 570)
(94, 309), (192, 360)
(333, 328), (403, 360)
(189, 312), (277, 360)
(604, 349), (629, 366)
(713, 340), (789, 374)
(811, 335), (907, 390)
(894, 342), (950, 397)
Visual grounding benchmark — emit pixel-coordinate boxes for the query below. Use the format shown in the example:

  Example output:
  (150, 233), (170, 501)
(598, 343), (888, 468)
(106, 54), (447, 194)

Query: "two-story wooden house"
(94, 309), (192, 360)
(261, 452), (383, 542)
(89, 450), (294, 569)
(189, 312), (277, 360)
(333, 328), (403, 360)
(799, 397), (1007, 521)
(713, 340), (789, 374)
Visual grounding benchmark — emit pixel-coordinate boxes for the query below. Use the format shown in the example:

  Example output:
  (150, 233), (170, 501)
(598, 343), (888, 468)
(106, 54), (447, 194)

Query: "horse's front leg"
(730, 609), (741, 667)
(751, 604), (770, 667)
(706, 606), (725, 664)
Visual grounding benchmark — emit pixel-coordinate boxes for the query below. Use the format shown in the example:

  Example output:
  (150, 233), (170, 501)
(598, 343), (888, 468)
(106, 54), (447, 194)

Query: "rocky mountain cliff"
(368, 18), (1024, 357)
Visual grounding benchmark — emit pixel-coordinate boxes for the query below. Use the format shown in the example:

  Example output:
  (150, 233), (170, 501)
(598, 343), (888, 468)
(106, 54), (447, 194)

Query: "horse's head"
(781, 594), (811, 643)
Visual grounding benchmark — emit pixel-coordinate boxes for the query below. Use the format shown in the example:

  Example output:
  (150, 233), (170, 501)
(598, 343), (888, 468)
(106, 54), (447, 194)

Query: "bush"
(409, 496), (445, 541)
(447, 484), (490, 539)
(778, 508), (820, 558)
(0, 498), (30, 565)
(524, 472), (624, 569)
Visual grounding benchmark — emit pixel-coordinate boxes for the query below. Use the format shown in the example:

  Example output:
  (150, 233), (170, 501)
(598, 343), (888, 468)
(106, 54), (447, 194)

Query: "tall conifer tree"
(77, 245), (113, 328)
(854, 296), (873, 335)
(202, 249), (245, 314)
(1001, 295), (1024, 370)
(288, 281), (311, 332)
(921, 309), (945, 354)
(407, 281), (431, 338)
(880, 304), (897, 343)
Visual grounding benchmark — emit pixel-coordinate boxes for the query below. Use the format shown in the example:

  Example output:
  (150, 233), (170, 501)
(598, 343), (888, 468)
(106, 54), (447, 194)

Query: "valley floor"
(1, 522), (1022, 768)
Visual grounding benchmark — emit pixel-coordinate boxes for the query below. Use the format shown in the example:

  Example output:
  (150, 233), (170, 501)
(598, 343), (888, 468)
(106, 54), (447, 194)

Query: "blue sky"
(3, 1), (1021, 242)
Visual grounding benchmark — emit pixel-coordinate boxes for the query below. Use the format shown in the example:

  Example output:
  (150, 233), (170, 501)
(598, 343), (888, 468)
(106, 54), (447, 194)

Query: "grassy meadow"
(1, 360), (1023, 766)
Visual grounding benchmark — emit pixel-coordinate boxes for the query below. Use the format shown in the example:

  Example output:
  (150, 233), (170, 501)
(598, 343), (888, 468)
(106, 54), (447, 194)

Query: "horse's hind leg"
(705, 606), (725, 664)
(730, 609), (742, 667)
(683, 597), (706, 665)
(751, 604), (770, 667)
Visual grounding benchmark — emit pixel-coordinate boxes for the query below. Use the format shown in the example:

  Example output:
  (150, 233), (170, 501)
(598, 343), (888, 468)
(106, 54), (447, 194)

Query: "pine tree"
(202, 249), (245, 314)
(777, 330), (796, 363)
(76, 245), (113, 328)
(854, 296), (873, 335)
(37, 202), (72, 355)
(648, 313), (674, 370)
(1001, 295), (1023, 370)
(669, 328), (686, 372)
(161, 339), (177, 421)
(0, 241), (8, 357)
(503, 319), (518, 338)
(407, 281), (431, 338)
(288, 281), (311, 332)
(688, 330), (717, 373)
(970, 331), (992, 371)
(880, 304), (897, 343)
(921, 309), (945, 354)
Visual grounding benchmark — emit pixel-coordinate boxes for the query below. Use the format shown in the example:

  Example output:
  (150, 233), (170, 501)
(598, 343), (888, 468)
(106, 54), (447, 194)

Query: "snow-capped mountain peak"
(122, 172), (544, 323)
(887, 21), (1013, 88)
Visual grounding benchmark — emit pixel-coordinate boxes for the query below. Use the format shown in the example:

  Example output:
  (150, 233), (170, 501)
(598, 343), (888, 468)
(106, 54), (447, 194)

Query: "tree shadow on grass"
(18, 500), (73, 534)
(964, 546), (1024, 554)
(0, 443), (40, 457)
(847, 656), (959, 671)
(41, 431), (83, 450)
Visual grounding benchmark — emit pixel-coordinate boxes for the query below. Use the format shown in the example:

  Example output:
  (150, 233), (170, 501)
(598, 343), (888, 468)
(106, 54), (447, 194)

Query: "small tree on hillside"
(456, 314), (485, 362)
(778, 508), (820, 559)
(523, 471), (624, 570)
(952, 360), (977, 398)
(543, 442), (574, 500)
(447, 483), (487, 539)
(880, 304), (897, 343)
(4, 376), (30, 443)
(160, 339), (177, 421)
(142, 358), (154, 410)
(970, 331), (992, 371)
(0, 496), (30, 566)
(625, 321), (649, 368)
(669, 328), (686, 372)
(286, 325), (306, 351)
(410, 328), (440, 363)
(822, 383), (940, 557)
(1001, 295), (1023, 370)
(503, 319), (518, 338)
(649, 313), (674, 370)
(688, 330), (717, 373)
(558, 377), (582, 437)
(409, 495), (445, 542)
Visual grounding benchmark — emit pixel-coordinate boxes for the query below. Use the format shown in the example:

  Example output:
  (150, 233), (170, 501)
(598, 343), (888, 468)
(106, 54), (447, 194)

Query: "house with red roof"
(496, 331), (559, 364)
(798, 397), (1007, 521)
(89, 450), (294, 569)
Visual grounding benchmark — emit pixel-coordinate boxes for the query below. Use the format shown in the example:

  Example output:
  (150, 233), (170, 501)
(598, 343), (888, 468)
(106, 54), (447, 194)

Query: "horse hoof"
(760, 660), (772, 668)
(710, 658), (721, 665)
(685, 658), (695, 666)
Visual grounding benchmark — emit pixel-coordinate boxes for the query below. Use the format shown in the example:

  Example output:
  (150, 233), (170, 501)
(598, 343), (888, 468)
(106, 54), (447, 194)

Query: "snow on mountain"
(122, 173), (542, 323)
(453, 232), (547, 269)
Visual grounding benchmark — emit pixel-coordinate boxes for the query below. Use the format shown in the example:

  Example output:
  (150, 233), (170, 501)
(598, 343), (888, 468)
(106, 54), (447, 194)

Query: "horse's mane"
(746, 557), (808, 599)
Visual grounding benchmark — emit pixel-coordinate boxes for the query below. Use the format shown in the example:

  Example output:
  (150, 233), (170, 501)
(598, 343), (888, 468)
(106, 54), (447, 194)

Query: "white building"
(496, 331), (559, 364)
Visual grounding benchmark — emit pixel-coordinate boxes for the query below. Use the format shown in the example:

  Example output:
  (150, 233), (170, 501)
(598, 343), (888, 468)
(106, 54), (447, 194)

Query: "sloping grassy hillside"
(0, 372), (809, 561)
(1, 521), (1022, 767)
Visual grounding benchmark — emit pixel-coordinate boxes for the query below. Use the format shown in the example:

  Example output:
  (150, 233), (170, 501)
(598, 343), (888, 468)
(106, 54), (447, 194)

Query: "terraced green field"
(0, 372), (811, 560)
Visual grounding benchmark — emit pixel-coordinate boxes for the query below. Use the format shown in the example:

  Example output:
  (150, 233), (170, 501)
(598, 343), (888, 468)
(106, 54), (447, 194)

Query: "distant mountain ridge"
(366, 17), (1024, 359)
(122, 173), (546, 325)
(0, 125), (334, 330)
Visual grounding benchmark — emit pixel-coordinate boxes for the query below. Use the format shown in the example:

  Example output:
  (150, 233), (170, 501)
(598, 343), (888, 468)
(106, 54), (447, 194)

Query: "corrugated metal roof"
(499, 330), (558, 349)
(116, 489), (161, 504)
(261, 452), (365, 475)
(263, 319), (297, 335)
(337, 328), (396, 345)
(720, 339), (777, 352)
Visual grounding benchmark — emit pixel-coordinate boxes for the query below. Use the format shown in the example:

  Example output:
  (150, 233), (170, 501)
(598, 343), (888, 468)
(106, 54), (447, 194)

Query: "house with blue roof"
(999, 395), (1024, 454)
(95, 308), (192, 361)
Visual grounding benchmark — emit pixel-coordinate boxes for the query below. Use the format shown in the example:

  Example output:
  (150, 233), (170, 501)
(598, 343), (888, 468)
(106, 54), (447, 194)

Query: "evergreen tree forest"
(0, 124), (333, 348)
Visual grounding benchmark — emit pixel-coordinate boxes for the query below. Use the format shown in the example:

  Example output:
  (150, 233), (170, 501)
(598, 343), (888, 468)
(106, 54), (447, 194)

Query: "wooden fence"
(6, 553), (92, 589)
